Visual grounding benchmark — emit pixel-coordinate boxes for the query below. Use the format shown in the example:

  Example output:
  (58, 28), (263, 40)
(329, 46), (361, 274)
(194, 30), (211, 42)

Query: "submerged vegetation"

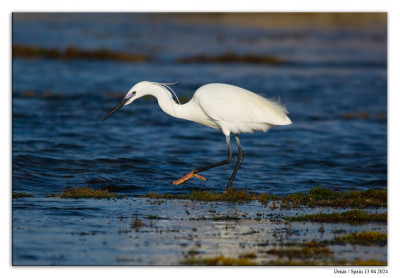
(13, 44), (284, 66)
(286, 209), (387, 223)
(13, 45), (150, 63)
(276, 187), (387, 208)
(51, 186), (118, 199)
(17, 185), (387, 266)
(181, 255), (260, 266)
(264, 258), (387, 266)
(266, 246), (334, 260)
(178, 52), (284, 65)
(331, 231), (387, 246)
(131, 216), (144, 232)
(145, 188), (269, 205)
(181, 239), (387, 266)
(145, 186), (387, 208)
(12, 191), (34, 198)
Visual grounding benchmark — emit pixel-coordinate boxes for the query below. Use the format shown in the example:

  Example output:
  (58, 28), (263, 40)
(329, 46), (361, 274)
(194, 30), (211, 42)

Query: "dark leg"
(193, 135), (233, 174)
(172, 135), (234, 185)
(225, 134), (244, 191)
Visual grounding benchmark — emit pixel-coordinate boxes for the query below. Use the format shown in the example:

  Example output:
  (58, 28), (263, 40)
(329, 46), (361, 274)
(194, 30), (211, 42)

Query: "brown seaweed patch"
(331, 231), (387, 246)
(377, 112), (387, 120)
(181, 255), (259, 266)
(145, 186), (386, 208)
(13, 44), (150, 63)
(42, 91), (62, 98)
(286, 209), (387, 223)
(342, 111), (370, 119)
(239, 252), (257, 259)
(278, 187), (387, 209)
(18, 90), (62, 99)
(342, 111), (386, 121)
(131, 216), (144, 232)
(178, 52), (284, 65)
(51, 186), (118, 199)
(262, 239), (387, 265)
(12, 192), (34, 198)
(351, 259), (387, 266)
(22, 90), (37, 98)
(265, 258), (387, 266)
(145, 188), (267, 204)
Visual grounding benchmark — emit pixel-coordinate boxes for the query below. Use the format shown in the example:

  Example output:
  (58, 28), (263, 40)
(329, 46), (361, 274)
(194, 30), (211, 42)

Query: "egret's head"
(103, 81), (151, 121)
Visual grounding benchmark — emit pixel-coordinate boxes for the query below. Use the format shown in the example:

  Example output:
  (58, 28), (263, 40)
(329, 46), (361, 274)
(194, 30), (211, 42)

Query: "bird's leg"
(225, 134), (244, 191)
(172, 135), (234, 185)
(171, 170), (207, 185)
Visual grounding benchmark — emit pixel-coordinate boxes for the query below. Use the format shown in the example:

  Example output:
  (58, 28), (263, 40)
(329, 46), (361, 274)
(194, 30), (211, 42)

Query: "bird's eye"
(126, 91), (136, 99)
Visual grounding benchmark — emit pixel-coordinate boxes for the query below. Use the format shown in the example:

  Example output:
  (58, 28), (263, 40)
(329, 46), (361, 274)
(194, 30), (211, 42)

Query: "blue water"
(12, 13), (387, 196)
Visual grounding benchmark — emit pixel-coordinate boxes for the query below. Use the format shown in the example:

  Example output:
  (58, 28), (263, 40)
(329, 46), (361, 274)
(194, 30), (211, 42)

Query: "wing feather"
(196, 84), (291, 126)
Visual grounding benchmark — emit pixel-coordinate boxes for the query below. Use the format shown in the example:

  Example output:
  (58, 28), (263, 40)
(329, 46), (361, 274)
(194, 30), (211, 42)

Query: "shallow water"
(12, 13), (387, 265)
(13, 197), (387, 265)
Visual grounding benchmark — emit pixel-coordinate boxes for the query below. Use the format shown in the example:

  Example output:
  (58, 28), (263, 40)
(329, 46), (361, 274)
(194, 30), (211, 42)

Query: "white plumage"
(194, 83), (291, 135)
(103, 81), (292, 191)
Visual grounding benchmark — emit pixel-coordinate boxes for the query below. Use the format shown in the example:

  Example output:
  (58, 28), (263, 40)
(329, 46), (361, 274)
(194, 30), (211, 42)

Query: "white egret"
(103, 81), (292, 191)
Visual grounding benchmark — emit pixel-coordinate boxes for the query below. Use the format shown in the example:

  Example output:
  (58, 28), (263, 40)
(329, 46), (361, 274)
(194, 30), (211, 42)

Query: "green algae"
(239, 252), (257, 259)
(12, 192), (34, 198)
(265, 259), (323, 266)
(264, 238), (387, 265)
(181, 255), (260, 266)
(277, 187), (387, 209)
(265, 258), (387, 266)
(144, 186), (386, 208)
(331, 231), (387, 246)
(51, 186), (118, 199)
(145, 188), (267, 204)
(181, 243), (386, 266)
(286, 209), (387, 223)
(351, 259), (387, 266)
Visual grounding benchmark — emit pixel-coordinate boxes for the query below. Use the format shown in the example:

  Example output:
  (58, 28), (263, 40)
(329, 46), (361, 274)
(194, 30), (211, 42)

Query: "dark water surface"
(12, 13), (387, 265)
(12, 13), (387, 196)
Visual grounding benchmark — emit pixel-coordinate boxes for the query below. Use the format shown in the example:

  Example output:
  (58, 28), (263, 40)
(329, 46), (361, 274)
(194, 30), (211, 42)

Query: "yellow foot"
(172, 170), (207, 185)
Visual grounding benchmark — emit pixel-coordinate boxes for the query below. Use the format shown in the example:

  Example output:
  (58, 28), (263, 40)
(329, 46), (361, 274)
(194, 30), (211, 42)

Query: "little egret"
(103, 81), (292, 191)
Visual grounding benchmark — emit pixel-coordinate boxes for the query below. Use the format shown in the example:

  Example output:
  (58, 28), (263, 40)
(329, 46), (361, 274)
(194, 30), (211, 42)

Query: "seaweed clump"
(144, 186), (386, 208)
(178, 52), (284, 65)
(181, 255), (259, 266)
(331, 231), (387, 246)
(13, 45), (150, 63)
(131, 216), (144, 232)
(277, 187), (387, 209)
(146, 188), (269, 205)
(52, 186), (118, 199)
(12, 192), (34, 198)
(286, 209), (387, 223)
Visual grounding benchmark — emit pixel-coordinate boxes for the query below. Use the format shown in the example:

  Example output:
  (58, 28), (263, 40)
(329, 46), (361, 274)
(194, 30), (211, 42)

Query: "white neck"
(145, 84), (184, 118)
(142, 83), (215, 128)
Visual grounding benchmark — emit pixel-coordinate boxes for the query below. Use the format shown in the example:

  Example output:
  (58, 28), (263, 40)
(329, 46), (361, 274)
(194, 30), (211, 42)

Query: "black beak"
(103, 98), (129, 121)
